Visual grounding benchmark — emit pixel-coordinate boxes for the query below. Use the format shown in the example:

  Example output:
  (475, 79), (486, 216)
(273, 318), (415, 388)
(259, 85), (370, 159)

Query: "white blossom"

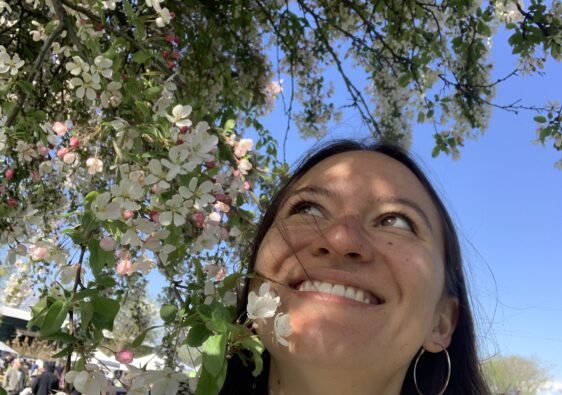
(91, 192), (121, 221)
(247, 282), (280, 320)
(159, 194), (190, 226)
(178, 177), (215, 209)
(156, 7), (172, 27)
(166, 104), (192, 127)
(274, 312), (292, 346)
(65, 366), (107, 395)
(70, 72), (101, 100)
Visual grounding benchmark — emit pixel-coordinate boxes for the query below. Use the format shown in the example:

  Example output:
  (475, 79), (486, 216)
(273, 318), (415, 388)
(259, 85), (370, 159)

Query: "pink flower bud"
(56, 147), (69, 159)
(149, 210), (160, 222)
(37, 145), (49, 156)
(7, 198), (17, 208)
(31, 171), (41, 182)
(116, 259), (134, 276)
(232, 170), (241, 178)
(151, 184), (162, 194)
(99, 237), (117, 252)
(69, 137), (80, 148)
(205, 161), (215, 169)
(5, 168), (13, 180)
(123, 210), (135, 220)
(219, 226), (229, 240)
(244, 181), (251, 191)
(165, 34), (175, 43)
(162, 50), (170, 59)
(53, 122), (68, 136)
(192, 212), (205, 228)
(115, 350), (134, 364)
(180, 126), (188, 134)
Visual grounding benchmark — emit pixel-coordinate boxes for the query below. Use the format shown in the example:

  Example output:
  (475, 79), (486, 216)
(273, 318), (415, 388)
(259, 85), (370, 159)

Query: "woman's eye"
(379, 214), (413, 231)
(290, 202), (323, 217)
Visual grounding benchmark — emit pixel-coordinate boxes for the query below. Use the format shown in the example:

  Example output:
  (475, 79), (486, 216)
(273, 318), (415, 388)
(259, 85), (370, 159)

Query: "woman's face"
(254, 151), (458, 378)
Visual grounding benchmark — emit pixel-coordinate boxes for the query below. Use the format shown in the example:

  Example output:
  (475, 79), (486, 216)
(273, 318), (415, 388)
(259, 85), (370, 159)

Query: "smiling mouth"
(295, 280), (383, 305)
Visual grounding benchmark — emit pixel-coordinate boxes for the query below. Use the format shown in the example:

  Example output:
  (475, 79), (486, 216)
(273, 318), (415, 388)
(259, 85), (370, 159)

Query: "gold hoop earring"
(413, 348), (451, 395)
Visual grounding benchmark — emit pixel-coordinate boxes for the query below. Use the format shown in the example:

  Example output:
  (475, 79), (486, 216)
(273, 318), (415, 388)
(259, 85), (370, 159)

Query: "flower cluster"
(247, 282), (293, 347)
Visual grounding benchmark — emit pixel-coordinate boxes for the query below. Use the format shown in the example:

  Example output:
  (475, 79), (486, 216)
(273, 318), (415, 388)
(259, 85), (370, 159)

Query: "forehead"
(292, 151), (443, 231)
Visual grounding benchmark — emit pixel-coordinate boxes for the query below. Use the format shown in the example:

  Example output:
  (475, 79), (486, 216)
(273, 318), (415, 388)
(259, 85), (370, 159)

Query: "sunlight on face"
(254, 151), (457, 379)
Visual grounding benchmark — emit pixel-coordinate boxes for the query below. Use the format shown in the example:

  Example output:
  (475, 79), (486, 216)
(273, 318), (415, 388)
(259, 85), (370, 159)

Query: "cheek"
(254, 224), (314, 276)
(384, 241), (445, 305)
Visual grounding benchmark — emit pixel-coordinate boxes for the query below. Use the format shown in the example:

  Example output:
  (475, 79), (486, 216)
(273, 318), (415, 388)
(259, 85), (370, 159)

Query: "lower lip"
(291, 289), (380, 308)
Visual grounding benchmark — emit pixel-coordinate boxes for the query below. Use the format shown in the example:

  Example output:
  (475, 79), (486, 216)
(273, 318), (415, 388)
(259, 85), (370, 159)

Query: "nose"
(309, 215), (373, 262)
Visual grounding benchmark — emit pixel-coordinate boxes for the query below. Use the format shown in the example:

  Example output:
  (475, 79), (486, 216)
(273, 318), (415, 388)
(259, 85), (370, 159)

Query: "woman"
(220, 140), (490, 394)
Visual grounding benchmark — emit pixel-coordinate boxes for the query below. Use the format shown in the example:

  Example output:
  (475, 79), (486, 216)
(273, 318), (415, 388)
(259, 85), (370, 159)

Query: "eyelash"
(287, 199), (320, 216)
(287, 199), (417, 233)
(378, 211), (417, 233)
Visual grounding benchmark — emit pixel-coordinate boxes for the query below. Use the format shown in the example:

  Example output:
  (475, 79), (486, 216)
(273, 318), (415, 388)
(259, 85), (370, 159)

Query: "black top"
(31, 371), (60, 395)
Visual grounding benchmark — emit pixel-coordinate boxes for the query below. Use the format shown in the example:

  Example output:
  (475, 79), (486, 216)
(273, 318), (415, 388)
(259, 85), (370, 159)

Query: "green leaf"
(194, 360), (227, 395)
(42, 332), (76, 342)
(202, 334), (228, 377)
(62, 228), (84, 245)
(88, 239), (104, 277)
(145, 86), (163, 101)
(122, 0), (135, 18)
(208, 304), (233, 333)
(240, 335), (265, 377)
(91, 297), (119, 330)
(185, 323), (212, 347)
(133, 51), (152, 64)
(27, 298), (49, 329)
(221, 272), (240, 292)
(17, 80), (35, 97)
(131, 325), (160, 348)
(160, 304), (178, 324)
(534, 115), (547, 123)
(84, 191), (99, 208)
(79, 301), (94, 329)
(51, 345), (74, 358)
(0, 386), (8, 395)
(224, 119), (236, 131)
(431, 146), (441, 158)
(74, 357), (86, 372)
(40, 299), (70, 336)
(94, 275), (116, 289)
(197, 304), (213, 321)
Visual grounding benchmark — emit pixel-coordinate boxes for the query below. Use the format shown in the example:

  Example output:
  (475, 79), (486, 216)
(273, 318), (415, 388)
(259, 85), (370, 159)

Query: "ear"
(423, 296), (459, 353)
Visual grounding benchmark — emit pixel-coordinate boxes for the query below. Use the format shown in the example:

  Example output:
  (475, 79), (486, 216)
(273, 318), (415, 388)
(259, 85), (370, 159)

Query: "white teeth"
(297, 280), (374, 305)
(345, 286), (356, 299)
(319, 282), (332, 293)
(356, 289), (364, 302)
(332, 284), (345, 297)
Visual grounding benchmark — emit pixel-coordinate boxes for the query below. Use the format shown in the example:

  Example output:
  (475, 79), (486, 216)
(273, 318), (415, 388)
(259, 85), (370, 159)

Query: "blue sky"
(250, 28), (562, 379)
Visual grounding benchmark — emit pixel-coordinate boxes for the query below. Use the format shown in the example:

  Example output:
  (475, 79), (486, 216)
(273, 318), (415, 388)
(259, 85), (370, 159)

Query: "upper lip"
(288, 268), (386, 304)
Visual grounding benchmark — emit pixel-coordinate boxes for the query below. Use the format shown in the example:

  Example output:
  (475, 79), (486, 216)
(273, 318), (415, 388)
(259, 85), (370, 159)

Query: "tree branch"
(52, 0), (89, 62)
(6, 21), (66, 127)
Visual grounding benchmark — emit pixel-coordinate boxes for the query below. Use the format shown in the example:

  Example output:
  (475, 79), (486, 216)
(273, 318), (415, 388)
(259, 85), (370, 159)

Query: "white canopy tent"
(0, 340), (18, 354)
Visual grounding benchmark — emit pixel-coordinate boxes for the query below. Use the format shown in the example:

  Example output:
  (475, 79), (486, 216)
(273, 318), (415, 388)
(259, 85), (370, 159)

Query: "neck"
(267, 357), (404, 395)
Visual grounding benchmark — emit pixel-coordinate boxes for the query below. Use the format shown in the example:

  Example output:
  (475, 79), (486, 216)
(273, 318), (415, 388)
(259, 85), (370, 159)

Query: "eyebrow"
(290, 185), (434, 231)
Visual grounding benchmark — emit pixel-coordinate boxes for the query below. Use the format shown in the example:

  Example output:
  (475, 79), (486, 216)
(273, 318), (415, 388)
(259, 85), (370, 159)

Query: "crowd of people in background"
(1, 354), (64, 395)
(1, 353), (126, 395)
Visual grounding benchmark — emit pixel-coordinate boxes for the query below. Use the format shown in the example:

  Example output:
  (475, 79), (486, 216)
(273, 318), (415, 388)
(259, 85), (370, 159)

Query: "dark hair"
(220, 140), (490, 395)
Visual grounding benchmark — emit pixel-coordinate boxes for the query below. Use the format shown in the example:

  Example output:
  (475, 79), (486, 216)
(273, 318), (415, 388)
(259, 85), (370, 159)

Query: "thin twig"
(6, 21), (66, 127)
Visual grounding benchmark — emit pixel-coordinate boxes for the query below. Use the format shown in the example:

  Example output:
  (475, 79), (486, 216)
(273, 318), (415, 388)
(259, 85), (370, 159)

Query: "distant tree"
(482, 355), (551, 395)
